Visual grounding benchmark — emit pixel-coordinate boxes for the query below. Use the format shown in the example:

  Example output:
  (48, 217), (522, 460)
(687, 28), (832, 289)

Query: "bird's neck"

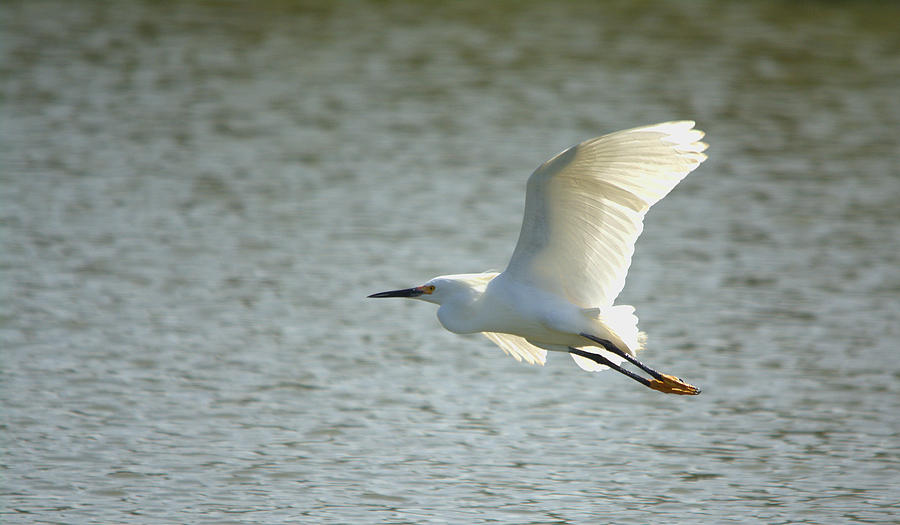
(436, 287), (486, 334)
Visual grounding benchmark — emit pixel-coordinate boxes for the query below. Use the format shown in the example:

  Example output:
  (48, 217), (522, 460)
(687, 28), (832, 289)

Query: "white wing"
(482, 332), (547, 365)
(503, 121), (708, 308)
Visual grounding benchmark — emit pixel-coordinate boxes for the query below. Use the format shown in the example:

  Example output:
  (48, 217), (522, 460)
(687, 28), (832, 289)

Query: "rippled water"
(3, 1), (900, 523)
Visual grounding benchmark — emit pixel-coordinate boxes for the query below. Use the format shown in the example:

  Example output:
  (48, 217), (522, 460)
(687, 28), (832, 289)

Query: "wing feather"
(482, 332), (547, 365)
(503, 121), (708, 308)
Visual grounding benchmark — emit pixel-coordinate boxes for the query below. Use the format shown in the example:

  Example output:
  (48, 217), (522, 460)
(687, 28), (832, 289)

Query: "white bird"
(370, 121), (708, 395)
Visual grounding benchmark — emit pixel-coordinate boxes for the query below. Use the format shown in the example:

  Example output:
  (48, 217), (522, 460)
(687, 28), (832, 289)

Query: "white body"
(377, 121), (708, 372)
(424, 271), (641, 370)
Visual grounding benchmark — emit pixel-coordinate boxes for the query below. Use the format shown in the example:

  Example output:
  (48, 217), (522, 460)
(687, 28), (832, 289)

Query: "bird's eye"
(424, 285), (435, 294)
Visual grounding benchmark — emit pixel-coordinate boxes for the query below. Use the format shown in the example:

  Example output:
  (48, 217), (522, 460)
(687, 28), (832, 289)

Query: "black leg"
(568, 347), (651, 388)
(580, 332), (666, 381)
(576, 333), (701, 395)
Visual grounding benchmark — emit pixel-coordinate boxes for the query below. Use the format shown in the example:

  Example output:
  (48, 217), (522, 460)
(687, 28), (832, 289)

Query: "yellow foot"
(647, 373), (701, 395)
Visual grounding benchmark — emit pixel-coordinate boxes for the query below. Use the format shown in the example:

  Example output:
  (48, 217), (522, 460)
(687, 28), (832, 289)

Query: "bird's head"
(367, 278), (442, 304)
(368, 274), (490, 306)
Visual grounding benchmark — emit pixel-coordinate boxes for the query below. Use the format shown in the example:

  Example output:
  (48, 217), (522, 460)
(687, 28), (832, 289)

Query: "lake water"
(3, 1), (899, 523)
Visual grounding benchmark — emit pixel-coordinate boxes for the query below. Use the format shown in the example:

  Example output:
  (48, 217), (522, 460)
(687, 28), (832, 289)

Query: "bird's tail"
(580, 305), (646, 354)
(571, 305), (647, 372)
(600, 304), (647, 355)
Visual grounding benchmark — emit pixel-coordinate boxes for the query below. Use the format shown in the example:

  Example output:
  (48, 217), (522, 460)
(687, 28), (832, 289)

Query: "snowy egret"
(369, 121), (708, 395)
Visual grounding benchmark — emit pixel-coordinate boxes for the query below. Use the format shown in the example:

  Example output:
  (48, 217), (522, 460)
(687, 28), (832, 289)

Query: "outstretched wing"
(502, 121), (708, 308)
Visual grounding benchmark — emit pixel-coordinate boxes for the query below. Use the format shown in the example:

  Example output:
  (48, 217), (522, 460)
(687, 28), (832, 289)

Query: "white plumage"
(370, 121), (708, 395)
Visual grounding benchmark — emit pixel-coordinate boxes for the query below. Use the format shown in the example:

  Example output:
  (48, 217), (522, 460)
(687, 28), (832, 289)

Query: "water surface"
(2, 1), (899, 523)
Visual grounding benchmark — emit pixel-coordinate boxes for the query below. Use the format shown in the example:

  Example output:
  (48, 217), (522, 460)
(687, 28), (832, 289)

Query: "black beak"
(367, 287), (424, 298)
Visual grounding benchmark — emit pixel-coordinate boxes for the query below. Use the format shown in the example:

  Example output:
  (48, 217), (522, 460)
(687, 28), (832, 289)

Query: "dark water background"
(3, 1), (899, 523)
